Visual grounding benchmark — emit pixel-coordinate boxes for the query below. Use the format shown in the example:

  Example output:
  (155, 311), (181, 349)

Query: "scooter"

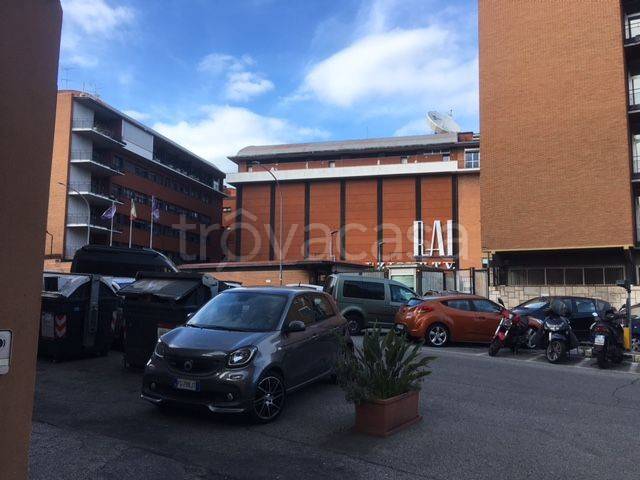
(591, 308), (624, 369)
(532, 299), (579, 364)
(488, 299), (538, 356)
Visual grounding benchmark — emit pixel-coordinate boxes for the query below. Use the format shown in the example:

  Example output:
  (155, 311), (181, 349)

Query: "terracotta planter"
(354, 390), (421, 437)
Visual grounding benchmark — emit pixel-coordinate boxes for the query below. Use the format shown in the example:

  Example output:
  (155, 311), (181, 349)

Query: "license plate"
(174, 378), (198, 391)
(594, 335), (605, 346)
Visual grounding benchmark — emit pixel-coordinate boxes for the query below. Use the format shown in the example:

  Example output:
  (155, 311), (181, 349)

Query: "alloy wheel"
(253, 375), (285, 421)
(546, 341), (564, 363)
(428, 325), (447, 347)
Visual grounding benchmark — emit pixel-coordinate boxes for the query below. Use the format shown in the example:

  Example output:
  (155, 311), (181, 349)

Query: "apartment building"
(224, 132), (482, 290)
(46, 91), (226, 263)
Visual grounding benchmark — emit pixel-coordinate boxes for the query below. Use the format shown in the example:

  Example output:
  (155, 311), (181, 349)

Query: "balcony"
(70, 150), (124, 176)
(72, 119), (125, 148)
(629, 88), (640, 114)
(66, 213), (122, 235)
(67, 182), (123, 206)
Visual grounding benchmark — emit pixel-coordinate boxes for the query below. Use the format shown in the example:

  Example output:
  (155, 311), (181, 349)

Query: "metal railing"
(153, 155), (221, 190)
(70, 150), (123, 172)
(629, 88), (640, 109)
(68, 182), (112, 198)
(72, 118), (119, 141)
(634, 155), (640, 174)
(66, 213), (111, 229)
(625, 16), (640, 44)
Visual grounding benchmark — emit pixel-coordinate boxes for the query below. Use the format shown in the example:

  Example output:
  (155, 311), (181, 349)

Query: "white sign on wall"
(413, 219), (454, 258)
(0, 330), (12, 375)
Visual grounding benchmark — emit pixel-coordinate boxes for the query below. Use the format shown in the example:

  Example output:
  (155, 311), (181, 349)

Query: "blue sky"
(59, 0), (479, 172)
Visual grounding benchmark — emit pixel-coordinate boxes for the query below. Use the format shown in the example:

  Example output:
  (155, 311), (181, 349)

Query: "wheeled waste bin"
(39, 273), (120, 361)
(119, 272), (225, 368)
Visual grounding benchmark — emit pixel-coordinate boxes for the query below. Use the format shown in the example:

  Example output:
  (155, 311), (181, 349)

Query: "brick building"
(46, 91), (226, 264)
(479, 0), (640, 302)
(224, 132), (482, 290)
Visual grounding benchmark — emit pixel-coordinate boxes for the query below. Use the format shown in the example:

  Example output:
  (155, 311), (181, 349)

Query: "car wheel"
(345, 313), (364, 335)
(250, 372), (286, 423)
(546, 340), (566, 364)
(426, 323), (449, 348)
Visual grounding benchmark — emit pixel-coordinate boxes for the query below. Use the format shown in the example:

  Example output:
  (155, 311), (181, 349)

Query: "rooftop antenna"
(61, 66), (74, 89)
(427, 111), (462, 134)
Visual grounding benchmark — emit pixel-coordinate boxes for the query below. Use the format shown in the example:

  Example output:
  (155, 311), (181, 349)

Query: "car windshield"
(516, 298), (549, 311)
(188, 291), (288, 332)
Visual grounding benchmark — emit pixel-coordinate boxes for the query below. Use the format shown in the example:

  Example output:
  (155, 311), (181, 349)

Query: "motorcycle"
(532, 299), (579, 364)
(591, 308), (624, 369)
(488, 299), (539, 356)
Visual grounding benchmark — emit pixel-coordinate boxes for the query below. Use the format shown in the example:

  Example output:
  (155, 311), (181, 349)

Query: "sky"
(59, 0), (479, 172)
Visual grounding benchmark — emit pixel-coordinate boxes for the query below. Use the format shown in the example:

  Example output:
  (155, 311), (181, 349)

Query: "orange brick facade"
(479, 0), (634, 252)
(227, 134), (482, 270)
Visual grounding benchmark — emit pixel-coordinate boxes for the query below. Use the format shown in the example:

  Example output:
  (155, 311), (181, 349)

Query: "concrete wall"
(0, 2), (62, 479)
(479, 0), (634, 251)
(488, 284), (640, 310)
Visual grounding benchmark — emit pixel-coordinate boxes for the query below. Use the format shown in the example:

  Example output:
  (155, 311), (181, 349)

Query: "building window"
(401, 156), (408, 164)
(442, 154), (451, 162)
(329, 160), (336, 168)
(464, 149), (480, 168)
(248, 165), (253, 172)
(500, 266), (624, 286)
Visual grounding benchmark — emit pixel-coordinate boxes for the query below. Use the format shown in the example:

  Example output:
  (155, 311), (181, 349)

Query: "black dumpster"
(119, 272), (223, 368)
(39, 273), (120, 361)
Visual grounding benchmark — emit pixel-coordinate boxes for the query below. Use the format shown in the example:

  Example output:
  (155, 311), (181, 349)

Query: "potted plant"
(336, 327), (434, 437)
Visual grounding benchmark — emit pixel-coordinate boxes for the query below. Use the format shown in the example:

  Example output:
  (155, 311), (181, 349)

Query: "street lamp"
(377, 241), (385, 265)
(329, 230), (338, 261)
(250, 161), (283, 285)
(59, 181), (90, 245)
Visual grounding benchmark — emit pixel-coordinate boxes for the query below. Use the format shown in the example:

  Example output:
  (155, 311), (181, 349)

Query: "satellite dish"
(427, 111), (462, 134)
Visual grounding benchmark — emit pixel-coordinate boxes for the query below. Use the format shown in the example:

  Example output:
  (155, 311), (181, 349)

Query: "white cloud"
(298, 26), (477, 108)
(60, 0), (135, 67)
(225, 72), (274, 102)
(153, 106), (329, 172)
(197, 52), (273, 102)
(123, 109), (150, 121)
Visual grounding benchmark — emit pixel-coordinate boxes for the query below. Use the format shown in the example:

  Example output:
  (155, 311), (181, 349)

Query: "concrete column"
(0, 2), (62, 479)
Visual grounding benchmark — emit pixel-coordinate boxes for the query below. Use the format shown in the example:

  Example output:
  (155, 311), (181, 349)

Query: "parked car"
(323, 274), (418, 334)
(71, 245), (178, 277)
(395, 294), (507, 347)
(141, 288), (350, 423)
(512, 296), (612, 342)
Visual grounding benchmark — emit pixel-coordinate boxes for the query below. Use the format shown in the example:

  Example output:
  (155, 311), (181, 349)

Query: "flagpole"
(150, 196), (154, 249)
(129, 215), (133, 248)
(109, 200), (114, 246)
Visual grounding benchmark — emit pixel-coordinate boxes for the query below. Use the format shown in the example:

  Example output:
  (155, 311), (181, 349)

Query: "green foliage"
(336, 327), (434, 405)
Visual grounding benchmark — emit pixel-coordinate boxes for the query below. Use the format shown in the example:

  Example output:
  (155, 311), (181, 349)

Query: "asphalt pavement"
(30, 344), (640, 480)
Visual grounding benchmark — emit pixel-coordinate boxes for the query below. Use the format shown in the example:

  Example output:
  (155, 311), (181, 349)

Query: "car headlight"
(227, 346), (257, 367)
(154, 340), (168, 358)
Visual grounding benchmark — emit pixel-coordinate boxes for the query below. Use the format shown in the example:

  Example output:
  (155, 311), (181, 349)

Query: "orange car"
(394, 294), (508, 347)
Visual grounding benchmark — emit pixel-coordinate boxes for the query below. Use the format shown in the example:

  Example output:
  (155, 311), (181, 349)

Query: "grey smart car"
(141, 287), (350, 422)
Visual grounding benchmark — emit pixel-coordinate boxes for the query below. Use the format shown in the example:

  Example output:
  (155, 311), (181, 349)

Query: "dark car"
(512, 296), (612, 342)
(71, 245), (178, 277)
(141, 288), (350, 423)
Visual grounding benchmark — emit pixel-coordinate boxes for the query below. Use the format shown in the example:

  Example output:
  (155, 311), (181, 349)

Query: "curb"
(580, 346), (640, 363)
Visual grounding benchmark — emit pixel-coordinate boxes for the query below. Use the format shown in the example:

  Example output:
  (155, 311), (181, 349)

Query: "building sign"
(413, 220), (455, 269)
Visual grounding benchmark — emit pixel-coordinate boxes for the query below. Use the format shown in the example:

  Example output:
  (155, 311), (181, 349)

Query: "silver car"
(141, 287), (350, 422)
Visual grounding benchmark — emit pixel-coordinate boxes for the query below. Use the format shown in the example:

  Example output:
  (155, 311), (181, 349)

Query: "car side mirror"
(284, 320), (306, 333)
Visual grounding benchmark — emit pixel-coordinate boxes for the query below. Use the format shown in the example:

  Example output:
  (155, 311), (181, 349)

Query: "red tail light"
(595, 325), (608, 333)
(415, 304), (434, 313)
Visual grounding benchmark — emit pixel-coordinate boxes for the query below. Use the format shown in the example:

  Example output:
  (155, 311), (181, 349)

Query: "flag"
(151, 196), (160, 221)
(130, 199), (137, 220)
(101, 203), (116, 220)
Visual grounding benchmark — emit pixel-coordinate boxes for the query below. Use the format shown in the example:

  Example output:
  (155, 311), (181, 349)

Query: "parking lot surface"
(30, 344), (640, 480)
